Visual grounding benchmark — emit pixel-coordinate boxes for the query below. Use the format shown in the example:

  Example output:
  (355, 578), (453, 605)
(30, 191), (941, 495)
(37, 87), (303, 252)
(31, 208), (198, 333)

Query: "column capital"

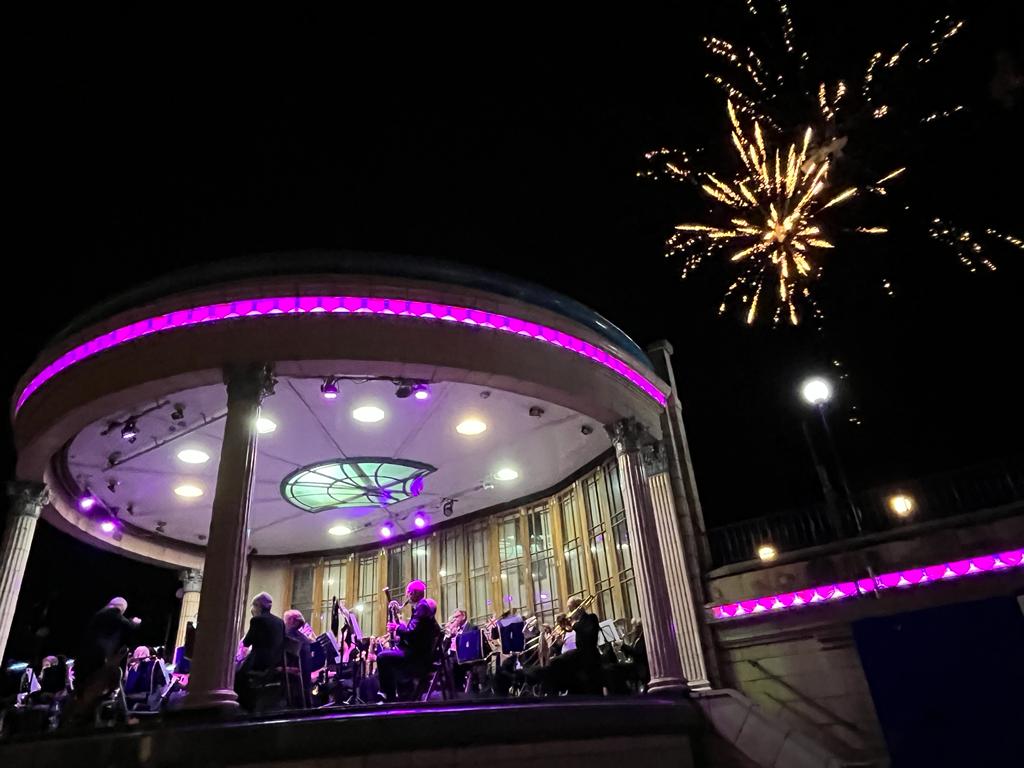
(224, 363), (276, 404)
(180, 568), (204, 593)
(605, 418), (651, 455)
(641, 441), (669, 478)
(6, 482), (50, 519)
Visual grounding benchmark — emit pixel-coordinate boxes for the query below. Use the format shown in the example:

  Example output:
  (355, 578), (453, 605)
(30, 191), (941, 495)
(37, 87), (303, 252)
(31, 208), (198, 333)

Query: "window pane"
(410, 538), (431, 589)
(319, 559), (348, 630)
(290, 565), (314, 620)
(591, 531), (611, 582)
(560, 491), (578, 540)
(527, 504), (553, 555)
(386, 543), (409, 595)
(605, 462), (624, 517)
(498, 513), (527, 615)
(564, 543), (585, 598)
(439, 528), (465, 619)
(584, 478), (602, 530)
(467, 522), (491, 624)
(357, 553), (379, 637)
(612, 519), (633, 573)
(620, 577), (640, 623)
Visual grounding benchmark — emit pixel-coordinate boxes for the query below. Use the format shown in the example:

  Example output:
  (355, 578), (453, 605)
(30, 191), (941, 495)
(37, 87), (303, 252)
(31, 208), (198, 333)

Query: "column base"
(647, 677), (691, 697)
(687, 678), (712, 692)
(182, 689), (241, 713)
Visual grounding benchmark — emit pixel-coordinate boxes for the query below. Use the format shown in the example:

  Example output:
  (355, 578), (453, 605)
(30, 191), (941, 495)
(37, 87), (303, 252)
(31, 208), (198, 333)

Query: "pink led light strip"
(15, 295), (666, 413)
(710, 547), (1024, 621)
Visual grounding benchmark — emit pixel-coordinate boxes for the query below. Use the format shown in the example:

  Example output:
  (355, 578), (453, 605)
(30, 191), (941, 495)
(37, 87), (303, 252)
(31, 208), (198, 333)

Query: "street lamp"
(799, 375), (862, 535)
(887, 493), (915, 518)
(801, 377), (833, 406)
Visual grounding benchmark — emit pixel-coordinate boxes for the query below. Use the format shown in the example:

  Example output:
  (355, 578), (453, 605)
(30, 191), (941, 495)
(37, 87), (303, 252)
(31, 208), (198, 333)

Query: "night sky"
(3, 2), (1022, 662)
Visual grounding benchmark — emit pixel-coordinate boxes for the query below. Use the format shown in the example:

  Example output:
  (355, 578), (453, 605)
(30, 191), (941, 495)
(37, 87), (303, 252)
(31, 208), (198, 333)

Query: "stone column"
(643, 443), (711, 690)
(607, 419), (688, 695)
(647, 340), (721, 686)
(0, 482), (50, 662)
(174, 569), (203, 651)
(184, 364), (274, 712)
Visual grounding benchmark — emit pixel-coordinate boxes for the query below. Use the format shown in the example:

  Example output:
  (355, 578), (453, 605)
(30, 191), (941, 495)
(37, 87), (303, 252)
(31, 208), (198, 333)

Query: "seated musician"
(544, 597), (601, 695)
(234, 592), (285, 709)
(620, 618), (649, 687)
(377, 580), (439, 702)
(283, 610), (314, 705)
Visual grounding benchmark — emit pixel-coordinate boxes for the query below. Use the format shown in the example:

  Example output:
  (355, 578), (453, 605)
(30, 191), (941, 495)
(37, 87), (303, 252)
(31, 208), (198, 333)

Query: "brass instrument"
(550, 594), (596, 644)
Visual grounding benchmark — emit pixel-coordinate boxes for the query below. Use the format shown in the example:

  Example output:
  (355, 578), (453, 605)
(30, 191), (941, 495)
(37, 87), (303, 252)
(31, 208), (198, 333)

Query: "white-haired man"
(376, 580), (439, 702)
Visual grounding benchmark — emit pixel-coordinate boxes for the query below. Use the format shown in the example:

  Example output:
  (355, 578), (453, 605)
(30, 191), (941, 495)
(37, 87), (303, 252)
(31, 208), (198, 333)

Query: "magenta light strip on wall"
(709, 548), (1024, 621)
(15, 296), (667, 413)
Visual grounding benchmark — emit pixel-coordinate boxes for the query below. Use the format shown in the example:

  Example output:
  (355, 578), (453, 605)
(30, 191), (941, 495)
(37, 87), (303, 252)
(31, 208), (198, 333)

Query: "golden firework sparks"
(648, 3), (1020, 327)
(671, 101), (887, 325)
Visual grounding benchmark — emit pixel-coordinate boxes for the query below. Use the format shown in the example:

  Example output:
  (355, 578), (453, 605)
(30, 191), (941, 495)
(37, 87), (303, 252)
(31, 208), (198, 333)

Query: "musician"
(443, 610), (467, 646)
(283, 609), (314, 704)
(544, 597), (601, 695)
(620, 618), (649, 687)
(234, 592), (285, 709)
(443, 608), (470, 689)
(73, 597), (140, 691)
(376, 580), (439, 702)
(125, 646), (167, 710)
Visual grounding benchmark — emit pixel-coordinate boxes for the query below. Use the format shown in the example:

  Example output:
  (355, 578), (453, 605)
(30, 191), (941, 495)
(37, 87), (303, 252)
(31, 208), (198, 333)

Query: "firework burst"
(643, 1), (1018, 326)
(670, 101), (893, 325)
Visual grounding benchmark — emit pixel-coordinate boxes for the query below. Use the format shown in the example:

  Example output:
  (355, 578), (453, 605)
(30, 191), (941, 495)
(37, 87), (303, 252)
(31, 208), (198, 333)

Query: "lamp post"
(800, 377), (862, 536)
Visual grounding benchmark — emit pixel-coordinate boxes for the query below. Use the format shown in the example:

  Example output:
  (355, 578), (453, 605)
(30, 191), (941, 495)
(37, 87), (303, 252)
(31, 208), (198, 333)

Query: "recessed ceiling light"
(352, 405), (386, 423)
(177, 448), (210, 464)
(256, 417), (277, 434)
(494, 468), (519, 481)
(174, 484), (204, 498)
(328, 524), (352, 536)
(456, 418), (487, 436)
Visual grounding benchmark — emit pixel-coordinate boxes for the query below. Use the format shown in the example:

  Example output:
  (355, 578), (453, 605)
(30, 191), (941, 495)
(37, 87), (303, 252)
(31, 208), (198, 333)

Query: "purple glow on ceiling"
(709, 548), (1024, 621)
(409, 476), (424, 497)
(100, 521), (116, 533)
(379, 524), (393, 539)
(413, 513), (427, 529)
(79, 496), (96, 512)
(15, 295), (666, 413)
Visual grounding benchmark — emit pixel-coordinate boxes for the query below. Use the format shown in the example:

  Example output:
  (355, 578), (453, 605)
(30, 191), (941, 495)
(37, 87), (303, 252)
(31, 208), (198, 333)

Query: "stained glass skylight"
(281, 457), (434, 513)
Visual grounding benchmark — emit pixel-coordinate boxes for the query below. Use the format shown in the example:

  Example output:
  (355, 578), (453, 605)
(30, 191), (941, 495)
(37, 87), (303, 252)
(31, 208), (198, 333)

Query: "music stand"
(598, 620), (626, 663)
(498, 615), (525, 654)
(456, 629), (485, 664)
(597, 620), (621, 647)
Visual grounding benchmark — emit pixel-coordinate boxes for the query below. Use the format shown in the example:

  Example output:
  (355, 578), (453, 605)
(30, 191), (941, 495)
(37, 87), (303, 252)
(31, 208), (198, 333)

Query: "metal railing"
(707, 456), (1024, 568)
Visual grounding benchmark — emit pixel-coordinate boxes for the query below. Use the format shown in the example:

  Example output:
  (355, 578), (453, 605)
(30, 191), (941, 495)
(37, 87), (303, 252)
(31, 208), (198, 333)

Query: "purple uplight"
(409, 476), (424, 497)
(413, 385), (431, 401)
(100, 521), (115, 533)
(413, 513), (427, 530)
(379, 524), (393, 539)
(15, 294), (667, 414)
(79, 496), (96, 512)
(709, 547), (1024, 621)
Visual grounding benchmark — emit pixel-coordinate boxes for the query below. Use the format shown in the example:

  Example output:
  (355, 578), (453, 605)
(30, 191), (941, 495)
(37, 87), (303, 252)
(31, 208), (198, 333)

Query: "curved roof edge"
(50, 250), (653, 368)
